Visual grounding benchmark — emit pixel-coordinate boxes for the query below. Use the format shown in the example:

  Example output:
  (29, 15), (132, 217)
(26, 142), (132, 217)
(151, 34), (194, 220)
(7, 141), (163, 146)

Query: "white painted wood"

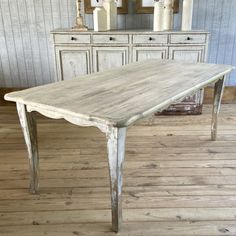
(1, 0), (236, 88)
(133, 47), (168, 62)
(93, 7), (108, 32)
(170, 34), (207, 44)
(51, 30), (209, 113)
(169, 46), (205, 62)
(106, 127), (126, 232)
(5, 60), (234, 128)
(132, 34), (168, 44)
(93, 46), (128, 72)
(54, 34), (91, 44)
(55, 46), (92, 80)
(92, 34), (129, 44)
(211, 77), (226, 141)
(16, 103), (39, 194)
(4, 60), (234, 232)
(182, 0), (194, 31)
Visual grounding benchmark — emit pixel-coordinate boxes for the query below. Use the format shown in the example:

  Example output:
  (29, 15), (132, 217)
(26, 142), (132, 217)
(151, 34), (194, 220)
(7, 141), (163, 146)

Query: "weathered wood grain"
(4, 60), (234, 128)
(16, 103), (39, 194)
(3, 61), (234, 232)
(1, 104), (236, 235)
(106, 127), (126, 232)
(211, 77), (226, 141)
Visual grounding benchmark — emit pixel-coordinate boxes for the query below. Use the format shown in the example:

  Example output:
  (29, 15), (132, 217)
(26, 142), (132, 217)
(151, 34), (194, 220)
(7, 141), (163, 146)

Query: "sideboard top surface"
(51, 28), (210, 35)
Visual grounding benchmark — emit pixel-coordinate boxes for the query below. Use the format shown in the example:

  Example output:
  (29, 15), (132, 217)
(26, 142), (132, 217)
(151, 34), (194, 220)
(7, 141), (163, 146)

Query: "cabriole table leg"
(211, 77), (226, 141)
(106, 127), (127, 232)
(16, 103), (39, 194)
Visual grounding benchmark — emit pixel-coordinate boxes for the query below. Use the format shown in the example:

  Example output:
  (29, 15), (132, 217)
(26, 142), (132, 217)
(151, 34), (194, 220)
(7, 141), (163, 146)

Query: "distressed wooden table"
(5, 60), (234, 232)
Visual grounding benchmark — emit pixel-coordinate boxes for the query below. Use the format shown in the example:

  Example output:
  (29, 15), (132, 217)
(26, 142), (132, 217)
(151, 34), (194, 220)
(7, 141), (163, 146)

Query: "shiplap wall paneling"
(0, 0), (236, 88)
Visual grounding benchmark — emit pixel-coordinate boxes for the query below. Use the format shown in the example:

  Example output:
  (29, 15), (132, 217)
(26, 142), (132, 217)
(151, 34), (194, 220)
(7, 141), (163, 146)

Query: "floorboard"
(0, 104), (236, 235)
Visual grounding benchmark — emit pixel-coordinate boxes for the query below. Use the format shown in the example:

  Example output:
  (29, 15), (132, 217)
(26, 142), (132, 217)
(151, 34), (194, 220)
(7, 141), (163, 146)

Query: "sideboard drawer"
(170, 34), (207, 44)
(54, 34), (91, 44)
(133, 34), (168, 44)
(93, 34), (129, 44)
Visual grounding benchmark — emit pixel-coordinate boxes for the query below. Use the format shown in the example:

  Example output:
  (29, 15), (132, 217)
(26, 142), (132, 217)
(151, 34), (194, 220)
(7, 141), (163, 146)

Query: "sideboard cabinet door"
(169, 46), (205, 62)
(132, 47), (168, 62)
(93, 47), (129, 72)
(167, 46), (206, 114)
(55, 46), (92, 81)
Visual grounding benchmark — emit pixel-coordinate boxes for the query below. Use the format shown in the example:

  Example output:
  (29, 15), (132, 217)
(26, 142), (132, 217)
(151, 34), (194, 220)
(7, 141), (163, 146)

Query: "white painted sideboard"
(51, 29), (209, 114)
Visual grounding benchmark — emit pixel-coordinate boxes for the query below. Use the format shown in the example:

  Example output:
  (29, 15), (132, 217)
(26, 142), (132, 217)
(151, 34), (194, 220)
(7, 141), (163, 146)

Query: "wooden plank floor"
(1, 104), (236, 236)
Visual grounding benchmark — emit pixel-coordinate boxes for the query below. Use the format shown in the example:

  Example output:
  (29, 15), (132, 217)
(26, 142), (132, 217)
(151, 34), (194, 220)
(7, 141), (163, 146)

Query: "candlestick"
(153, 0), (164, 31)
(163, 0), (173, 31)
(103, 0), (117, 30)
(94, 7), (108, 31)
(72, 0), (88, 31)
(182, 0), (194, 31)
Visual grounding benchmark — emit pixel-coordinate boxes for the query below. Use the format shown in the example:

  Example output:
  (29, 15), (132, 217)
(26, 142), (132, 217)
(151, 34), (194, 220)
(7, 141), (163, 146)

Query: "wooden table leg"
(106, 127), (126, 232)
(211, 77), (226, 141)
(16, 103), (39, 194)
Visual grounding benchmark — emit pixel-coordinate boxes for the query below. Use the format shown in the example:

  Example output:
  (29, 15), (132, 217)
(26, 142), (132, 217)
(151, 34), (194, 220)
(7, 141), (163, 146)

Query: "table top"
(5, 60), (234, 127)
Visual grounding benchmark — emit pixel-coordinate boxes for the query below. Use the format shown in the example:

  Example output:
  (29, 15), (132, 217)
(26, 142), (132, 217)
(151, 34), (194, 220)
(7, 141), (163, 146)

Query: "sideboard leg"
(106, 127), (127, 232)
(211, 77), (226, 141)
(16, 103), (39, 194)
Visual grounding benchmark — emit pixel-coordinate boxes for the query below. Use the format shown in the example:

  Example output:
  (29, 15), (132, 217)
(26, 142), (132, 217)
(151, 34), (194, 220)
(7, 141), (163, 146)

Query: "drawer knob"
(187, 37), (193, 41)
(109, 37), (114, 41)
(71, 37), (77, 41)
(149, 37), (154, 41)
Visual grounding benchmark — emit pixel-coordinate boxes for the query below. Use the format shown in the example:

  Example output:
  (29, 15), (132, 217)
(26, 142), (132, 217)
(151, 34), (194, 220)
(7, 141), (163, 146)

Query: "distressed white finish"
(106, 127), (126, 232)
(170, 34), (207, 44)
(51, 29), (209, 114)
(92, 34), (129, 44)
(16, 103), (39, 194)
(93, 46), (129, 72)
(4, 59), (234, 232)
(132, 34), (168, 44)
(211, 76), (226, 141)
(55, 46), (92, 81)
(5, 60), (234, 127)
(133, 47), (168, 61)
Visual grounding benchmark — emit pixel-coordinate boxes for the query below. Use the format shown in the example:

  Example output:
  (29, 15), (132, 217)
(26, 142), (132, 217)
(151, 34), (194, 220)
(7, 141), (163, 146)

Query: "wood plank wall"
(0, 0), (236, 88)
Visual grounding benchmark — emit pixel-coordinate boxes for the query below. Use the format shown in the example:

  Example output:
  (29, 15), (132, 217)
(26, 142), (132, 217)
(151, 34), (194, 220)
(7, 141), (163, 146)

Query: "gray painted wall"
(0, 0), (236, 88)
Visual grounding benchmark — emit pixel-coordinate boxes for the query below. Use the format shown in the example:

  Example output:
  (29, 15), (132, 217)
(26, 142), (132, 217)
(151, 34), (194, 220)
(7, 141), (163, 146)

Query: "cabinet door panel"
(93, 47), (128, 72)
(169, 46), (205, 62)
(133, 47), (168, 62)
(56, 47), (91, 81)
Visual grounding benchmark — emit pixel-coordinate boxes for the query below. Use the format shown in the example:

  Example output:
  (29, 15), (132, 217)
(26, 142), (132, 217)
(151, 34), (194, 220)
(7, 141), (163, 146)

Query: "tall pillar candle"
(93, 7), (108, 31)
(153, 0), (164, 31)
(103, 0), (117, 30)
(163, 0), (173, 31)
(182, 0), (194, 31)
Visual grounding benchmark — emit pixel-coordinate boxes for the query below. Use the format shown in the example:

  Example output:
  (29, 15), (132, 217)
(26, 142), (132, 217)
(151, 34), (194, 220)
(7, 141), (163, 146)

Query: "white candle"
(163, 0), (173, 31)
(182, 0), (194, 31)
(103, 0), (117, 30)
(153, 0), (164, 31)
(93, 7), (108, 32)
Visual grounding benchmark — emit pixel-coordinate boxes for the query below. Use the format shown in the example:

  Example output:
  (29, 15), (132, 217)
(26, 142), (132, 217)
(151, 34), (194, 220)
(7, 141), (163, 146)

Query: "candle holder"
(72, 0), (88, 31)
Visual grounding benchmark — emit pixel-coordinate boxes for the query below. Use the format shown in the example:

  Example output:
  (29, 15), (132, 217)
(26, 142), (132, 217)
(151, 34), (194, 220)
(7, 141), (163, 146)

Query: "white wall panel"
(0, 0), (235, 87)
